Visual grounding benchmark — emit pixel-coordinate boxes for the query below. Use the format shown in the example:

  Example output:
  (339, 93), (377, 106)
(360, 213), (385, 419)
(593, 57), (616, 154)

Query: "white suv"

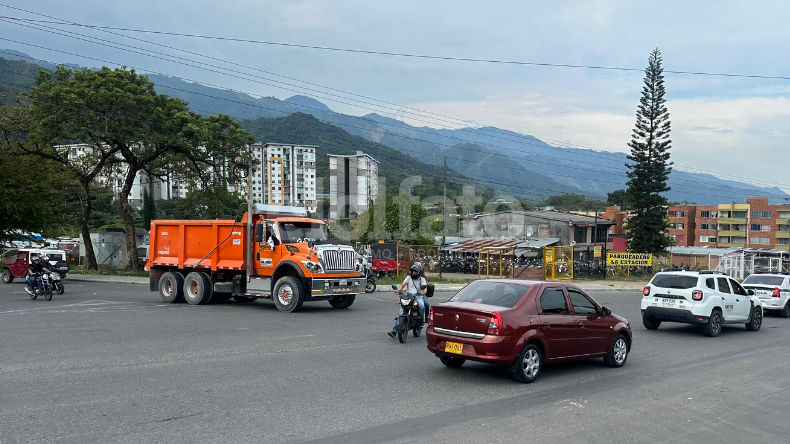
(640, 270), (763, 337)
(741, 272), (790, 318)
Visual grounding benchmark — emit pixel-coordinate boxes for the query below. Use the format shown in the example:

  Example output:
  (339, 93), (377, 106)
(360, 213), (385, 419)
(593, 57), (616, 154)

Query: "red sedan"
(426, 279), (632, 383)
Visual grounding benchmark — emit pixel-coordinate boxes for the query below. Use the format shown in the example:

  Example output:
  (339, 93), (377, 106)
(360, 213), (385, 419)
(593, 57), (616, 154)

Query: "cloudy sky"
(2, 1), (788, 190)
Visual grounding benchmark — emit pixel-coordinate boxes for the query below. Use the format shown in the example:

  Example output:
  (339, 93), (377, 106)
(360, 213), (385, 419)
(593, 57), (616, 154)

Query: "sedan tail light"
(487, 312), (502, 335)
(692, 290), (703, 301)
(428, 307), (434, 327)
(643, 286), (650, 296)
(773, 287), (781, 298)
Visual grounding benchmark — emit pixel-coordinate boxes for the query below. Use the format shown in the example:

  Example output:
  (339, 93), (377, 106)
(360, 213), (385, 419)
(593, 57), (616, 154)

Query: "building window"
(778, 238), (789, 245)
(677, 235), (685, 242)
(720, 211), (730, 218)
(700, 210), (717, 218)
(752, 210), (772, 218)
(719, 224), (730, 231)
(732, 237), (746, 243)
(574, 227), (587, 244)
(750, 237), (770, 245)
(733, 211), (747, 218)
(720, 236), (730, 243)
(779, 211), (790, 219)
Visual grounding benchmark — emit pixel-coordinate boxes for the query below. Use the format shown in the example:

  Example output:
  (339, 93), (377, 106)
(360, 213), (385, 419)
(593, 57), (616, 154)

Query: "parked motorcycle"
(392, 284), (424, 343)
(28, 273), (53, 301)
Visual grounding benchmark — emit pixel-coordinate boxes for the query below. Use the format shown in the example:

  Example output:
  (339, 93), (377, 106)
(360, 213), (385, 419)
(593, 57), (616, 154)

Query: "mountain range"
(1, 50), (786, 205)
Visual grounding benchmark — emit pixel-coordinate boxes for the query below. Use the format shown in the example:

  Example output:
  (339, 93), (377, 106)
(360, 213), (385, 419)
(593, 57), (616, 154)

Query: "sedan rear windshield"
(450, 281), (530, 308)
(743, 275), (785, 286)
(651, 274), (698, 289)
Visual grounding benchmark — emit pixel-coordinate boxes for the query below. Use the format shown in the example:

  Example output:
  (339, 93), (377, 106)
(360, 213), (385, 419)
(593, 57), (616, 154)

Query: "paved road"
(1, 281), (788, 443)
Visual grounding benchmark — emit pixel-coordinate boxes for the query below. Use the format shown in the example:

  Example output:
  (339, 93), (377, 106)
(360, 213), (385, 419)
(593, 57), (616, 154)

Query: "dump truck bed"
(146, 220), (247, 271)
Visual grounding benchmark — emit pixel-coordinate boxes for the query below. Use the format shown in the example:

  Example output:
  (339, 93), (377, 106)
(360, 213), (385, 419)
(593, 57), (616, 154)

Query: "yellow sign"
(606, 252), (652, 266)
(594, 246), (602, 258)
(544, 249), (554, 263)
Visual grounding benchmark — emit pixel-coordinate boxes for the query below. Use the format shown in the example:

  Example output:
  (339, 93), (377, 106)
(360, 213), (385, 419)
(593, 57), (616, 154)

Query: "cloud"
(406, 94), (790, 188)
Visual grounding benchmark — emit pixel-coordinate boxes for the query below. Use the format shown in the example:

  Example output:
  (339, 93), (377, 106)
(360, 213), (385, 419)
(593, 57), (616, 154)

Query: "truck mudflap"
(309, 277), (366, 299)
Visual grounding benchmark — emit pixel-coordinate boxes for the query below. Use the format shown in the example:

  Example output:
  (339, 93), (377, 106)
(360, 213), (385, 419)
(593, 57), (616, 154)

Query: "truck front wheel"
(272, 276), (305, 312)
(159, 272), (184, 303)
(184, 272), (213, 305)
(329, 294), (356, 309)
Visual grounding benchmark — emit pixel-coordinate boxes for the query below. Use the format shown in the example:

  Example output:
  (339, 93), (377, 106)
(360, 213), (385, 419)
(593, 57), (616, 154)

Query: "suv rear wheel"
(2, 268), (13, 283)
(642, 316), (661, 330)
(702, 309), (723, 337)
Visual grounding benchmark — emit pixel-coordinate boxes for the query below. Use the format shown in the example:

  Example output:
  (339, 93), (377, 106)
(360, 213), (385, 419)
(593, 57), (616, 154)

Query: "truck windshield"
(278, 222), (327, 243)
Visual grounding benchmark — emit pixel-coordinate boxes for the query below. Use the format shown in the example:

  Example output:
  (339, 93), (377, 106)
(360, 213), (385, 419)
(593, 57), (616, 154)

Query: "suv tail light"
(692, 290), (703, 301)
(428, 307), (434, 326)
(643, 286), (651, 296)
(487, 312), (502, 335)
(773, 287), (781, 298)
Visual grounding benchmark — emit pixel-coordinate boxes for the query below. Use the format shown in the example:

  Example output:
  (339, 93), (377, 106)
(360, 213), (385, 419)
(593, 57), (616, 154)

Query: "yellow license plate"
(444, 341), (463, 355)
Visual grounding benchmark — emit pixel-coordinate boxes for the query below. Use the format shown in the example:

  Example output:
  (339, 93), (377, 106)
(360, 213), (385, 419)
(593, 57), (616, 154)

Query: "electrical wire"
(0, 12), (787, 81)
(0, 10), (785, 191)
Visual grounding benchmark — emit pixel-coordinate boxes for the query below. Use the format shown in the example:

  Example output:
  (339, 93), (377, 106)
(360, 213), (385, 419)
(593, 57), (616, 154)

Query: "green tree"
(625, 48), (673, 253)
(24, 66), (253, 270)
(2, 78), (123, 269)
(142, 187), (156, 231)
(606, 189), (630, 209)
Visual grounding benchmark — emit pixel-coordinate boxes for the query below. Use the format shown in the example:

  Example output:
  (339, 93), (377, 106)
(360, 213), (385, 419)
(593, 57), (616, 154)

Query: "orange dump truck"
(145, 204), (364, 312)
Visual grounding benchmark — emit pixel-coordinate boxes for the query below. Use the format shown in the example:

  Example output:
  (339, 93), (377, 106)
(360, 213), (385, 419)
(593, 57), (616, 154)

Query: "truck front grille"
(322, 250), (355, 271)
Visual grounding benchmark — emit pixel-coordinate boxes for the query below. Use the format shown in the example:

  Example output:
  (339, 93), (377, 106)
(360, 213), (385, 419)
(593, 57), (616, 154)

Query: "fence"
(396, 244), (442, 277)
(544, 246), (574, 281)
(572, 245), (606, 280)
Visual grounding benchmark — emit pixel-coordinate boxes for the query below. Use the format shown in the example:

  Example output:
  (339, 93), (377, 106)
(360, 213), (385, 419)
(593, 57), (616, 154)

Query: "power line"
(0, 10), (784, 191)
(1, 46), (787, 204)
(1, 24), (784, 198)
(1, 12), (787, 81)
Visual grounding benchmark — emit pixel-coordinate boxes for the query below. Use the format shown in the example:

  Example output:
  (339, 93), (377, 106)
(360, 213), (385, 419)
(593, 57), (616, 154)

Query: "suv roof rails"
(662, 268), (683, 272)
(699, 270), (727, 275)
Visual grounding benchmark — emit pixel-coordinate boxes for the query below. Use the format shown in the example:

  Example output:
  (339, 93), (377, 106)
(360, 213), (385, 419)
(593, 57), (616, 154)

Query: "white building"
(247, 143), (317, 212)
(64, 144), (191, 208)
(328, 151), (379, 219)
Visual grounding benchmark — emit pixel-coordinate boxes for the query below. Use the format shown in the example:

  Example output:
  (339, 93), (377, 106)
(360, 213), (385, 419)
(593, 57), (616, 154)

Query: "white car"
(741, 273), (790, 318)
(640, 270), (763, 337)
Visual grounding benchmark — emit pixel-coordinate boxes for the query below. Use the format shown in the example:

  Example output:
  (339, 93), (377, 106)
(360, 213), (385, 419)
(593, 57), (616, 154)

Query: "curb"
(65, 275), (149, 285)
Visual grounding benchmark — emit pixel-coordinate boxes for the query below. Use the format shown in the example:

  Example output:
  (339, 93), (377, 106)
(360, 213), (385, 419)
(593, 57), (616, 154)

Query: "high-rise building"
(249, 143), (317, 212)
(328, 151), (379, 219)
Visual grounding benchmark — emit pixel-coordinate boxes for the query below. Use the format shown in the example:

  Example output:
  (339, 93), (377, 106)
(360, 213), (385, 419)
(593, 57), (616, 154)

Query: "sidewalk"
(66, 274), (645, 292)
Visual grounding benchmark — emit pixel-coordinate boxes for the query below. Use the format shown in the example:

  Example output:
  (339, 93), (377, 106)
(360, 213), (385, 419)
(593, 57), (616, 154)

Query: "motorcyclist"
(388, 263), (428, 338)
(356, 257), (367, 278)
(26, 254), (51, 295)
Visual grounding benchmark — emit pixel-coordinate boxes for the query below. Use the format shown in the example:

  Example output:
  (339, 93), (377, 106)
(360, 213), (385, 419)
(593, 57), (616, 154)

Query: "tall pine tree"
(142, 187), (157, 231)
(625, 48), (673, 253)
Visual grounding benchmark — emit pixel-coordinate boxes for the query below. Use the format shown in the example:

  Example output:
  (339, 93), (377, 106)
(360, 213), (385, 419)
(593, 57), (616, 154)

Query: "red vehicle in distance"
(426, 280), (632, 383)
(369, 243), (409, 278)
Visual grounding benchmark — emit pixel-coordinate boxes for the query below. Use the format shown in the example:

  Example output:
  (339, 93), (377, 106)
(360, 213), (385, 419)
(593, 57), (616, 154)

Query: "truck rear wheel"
(184, 272), (213, 305)
(329, 294), (356, 309)
(159, 272), (184, 303)
(272, 276), (305, 312)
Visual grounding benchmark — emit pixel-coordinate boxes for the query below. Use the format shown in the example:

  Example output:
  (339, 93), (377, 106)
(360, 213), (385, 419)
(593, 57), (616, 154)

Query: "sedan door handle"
(543, 322), (550, 326)
(578, 323), (585, 328)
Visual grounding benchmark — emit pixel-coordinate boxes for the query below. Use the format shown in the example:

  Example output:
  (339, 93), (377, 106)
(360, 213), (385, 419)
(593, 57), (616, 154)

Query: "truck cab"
(146, 204), (364, 312)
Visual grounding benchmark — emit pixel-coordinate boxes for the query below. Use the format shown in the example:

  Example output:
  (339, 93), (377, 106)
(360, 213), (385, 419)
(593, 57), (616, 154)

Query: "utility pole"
(441, 155), (447, 279)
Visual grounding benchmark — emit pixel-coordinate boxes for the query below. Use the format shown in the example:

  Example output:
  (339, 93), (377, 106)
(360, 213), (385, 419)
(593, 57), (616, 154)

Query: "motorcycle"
(28, 272), (53, 301)
(50, 271), (64, 295)
(365, 275), (376, 293)
(391, 284), (425, 343)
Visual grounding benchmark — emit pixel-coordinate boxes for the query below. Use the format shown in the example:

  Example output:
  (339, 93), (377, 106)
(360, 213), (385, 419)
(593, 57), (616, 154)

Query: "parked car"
(641, 270), (763, 336)
(426, 279), (632, 383)
(2, 248), (70, 283)
(741, 272), (790, 318)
